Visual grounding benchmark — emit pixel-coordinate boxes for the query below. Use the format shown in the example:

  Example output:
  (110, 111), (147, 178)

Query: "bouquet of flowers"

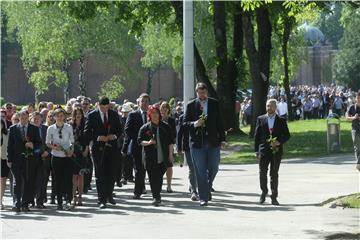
(267, 128), (279, 154)
(145, 129), (156, 148)
(196, 105), (207, 135)
(22, 136), (33, 159)
(105, 124), (112, 148)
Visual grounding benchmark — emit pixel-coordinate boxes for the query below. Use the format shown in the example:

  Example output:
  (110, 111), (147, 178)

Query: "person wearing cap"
(84, 96), (122, 209)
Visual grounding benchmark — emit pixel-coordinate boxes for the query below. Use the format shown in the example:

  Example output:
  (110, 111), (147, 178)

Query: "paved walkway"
(1, 154), (359, 239)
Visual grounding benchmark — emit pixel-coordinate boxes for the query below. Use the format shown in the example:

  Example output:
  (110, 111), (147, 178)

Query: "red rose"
(146, 130), (152, 136)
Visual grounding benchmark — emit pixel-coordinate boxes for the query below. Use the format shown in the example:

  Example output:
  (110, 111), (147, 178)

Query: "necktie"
(39, 127), (42, 141)
(21, 126), (26, 139)
(142, 112), (147, 124)
(104, 112), (108, 128)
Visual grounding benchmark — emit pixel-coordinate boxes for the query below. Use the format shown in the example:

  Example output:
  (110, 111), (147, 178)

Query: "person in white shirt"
(277, 97), (288, 119)
(46, 108), (74, 211)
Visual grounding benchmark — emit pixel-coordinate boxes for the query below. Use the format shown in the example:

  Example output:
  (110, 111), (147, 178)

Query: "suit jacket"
(177, 114), (190, 152)
(165, 117), (176, 144)
(84, 109), (122, 149)
(37, 124), (50, 159)
(7, 123), (41, 168)
(254, 114), (291, 156)
(184, 97), (225, 148)
(125, 110), (147, 156)
(137, 121), (172, 169)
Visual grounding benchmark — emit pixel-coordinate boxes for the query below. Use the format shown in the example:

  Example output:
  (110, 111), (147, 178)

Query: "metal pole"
(183, 0), (195, 111)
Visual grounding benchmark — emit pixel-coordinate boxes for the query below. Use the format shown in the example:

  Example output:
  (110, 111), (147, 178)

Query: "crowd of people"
(0, 83), (226, 211)
(2, 82), (359, 213)
(241, 84), (357, 125)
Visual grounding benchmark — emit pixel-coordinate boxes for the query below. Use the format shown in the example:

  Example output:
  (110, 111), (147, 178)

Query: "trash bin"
(327, 113), (341, 152)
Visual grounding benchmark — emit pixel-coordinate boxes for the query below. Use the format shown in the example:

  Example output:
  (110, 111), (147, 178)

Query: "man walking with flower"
(254, 99), (290, 205)
(184, 83), (226, 206)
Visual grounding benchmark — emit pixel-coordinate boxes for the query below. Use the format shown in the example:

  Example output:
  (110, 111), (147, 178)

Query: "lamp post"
(183, 0), (195, 111)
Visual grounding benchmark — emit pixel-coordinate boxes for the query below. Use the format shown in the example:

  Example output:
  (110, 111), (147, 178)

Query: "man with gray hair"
(254, 99), (290, 205)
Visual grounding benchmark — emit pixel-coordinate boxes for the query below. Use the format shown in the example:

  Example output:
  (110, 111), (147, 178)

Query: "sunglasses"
(58, 128), (63, 139)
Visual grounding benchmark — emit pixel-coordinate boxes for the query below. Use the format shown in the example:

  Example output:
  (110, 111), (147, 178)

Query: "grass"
(337, 193), (360, 208)
(221, 118), (353, 164)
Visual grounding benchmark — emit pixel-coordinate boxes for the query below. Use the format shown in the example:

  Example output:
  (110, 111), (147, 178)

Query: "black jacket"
(84, 109), (122, 148)
(137, 121), (172, 169)
(125, 110), (147, 156)
(177, 114), (190, 152)
(7, 123), (41, 167)
(254, 114), (291, 156)
(184, 97), (225, 148)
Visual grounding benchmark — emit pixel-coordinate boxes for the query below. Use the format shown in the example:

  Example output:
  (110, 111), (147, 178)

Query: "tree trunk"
(171, 0), (218, 99)
(243, 7), (272, 137)
(213, 1), (235, 130)
(62, 63), (71, 103)
(228, 4), (244, 132)
(146, 68), (156, 95)
(78, 55), (86, 96)
(281, 16), (293, 120)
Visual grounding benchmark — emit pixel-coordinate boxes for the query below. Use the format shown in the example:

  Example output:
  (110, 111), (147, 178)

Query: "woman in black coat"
(138, 106), (174, 206)
(160, 102), (176, 193)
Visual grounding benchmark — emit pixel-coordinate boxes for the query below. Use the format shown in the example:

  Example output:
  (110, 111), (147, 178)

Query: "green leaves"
(99, 75), (125, 101)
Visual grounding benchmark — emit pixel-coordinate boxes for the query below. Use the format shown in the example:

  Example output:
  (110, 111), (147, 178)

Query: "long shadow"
(304, 229), (360, 239)
(283, 154), (355, 165)
(218, 168), (247, 172)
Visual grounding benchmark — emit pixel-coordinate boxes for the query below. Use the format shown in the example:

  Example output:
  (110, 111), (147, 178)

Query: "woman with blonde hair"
(159, 102), (176, 193)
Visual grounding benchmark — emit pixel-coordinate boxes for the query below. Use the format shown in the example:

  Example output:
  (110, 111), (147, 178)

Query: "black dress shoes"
(99, 203), (107, 209)
(259, 193), (266, 204)
(108, 197), (116, 205)
(152, 198), (161, 207)
(208, 192), (212, 201)
(36, 204), (46, 209)
(22, 206), (30, 212)
(12, 206), (21, 212)
(132, 194), (141, 199)
(271, 198), (280, 205)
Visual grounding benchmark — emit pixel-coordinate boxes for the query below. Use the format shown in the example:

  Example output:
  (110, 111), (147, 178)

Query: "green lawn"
(337, 193), (360, 208)
(222, 118), (353, 164)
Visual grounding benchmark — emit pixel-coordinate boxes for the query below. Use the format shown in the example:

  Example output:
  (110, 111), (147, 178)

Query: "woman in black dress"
(70, 107), (89, 206)
(159, 102), (176, 193)
(138, 106), (174, 206)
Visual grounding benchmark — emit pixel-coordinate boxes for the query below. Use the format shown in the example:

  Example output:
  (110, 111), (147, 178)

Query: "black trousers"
(133, 151), (146, 196)
(34, 158), (51, 205)
(11, 158), (37, 208)
(93, 145), (118, 204)
(84, 155), (93, 190)
(115, 149), (124, 184)
(146, 162), (166, 200)
(51, 156), (73, 205)
(123, 155), (134, 181)
(259, 152), (282, 199)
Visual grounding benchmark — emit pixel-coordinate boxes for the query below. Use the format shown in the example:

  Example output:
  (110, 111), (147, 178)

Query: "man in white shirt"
(277, 97), (288, 119)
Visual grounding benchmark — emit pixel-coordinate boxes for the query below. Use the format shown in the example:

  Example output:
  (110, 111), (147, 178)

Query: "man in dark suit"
(7, 110), (41, 212)
(125, 93), (150, 199)
(177, 113), (198, 201)
(31, 112), (50, 208)
(84, 97), (122, 209)
(184, 83), (226, 206)
(254, 99), (291, 205)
